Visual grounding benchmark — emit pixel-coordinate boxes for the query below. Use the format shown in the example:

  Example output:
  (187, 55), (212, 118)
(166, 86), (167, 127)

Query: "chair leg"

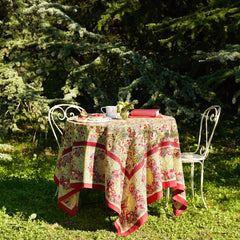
(53, 187), (58, 199)
(165, 188), (170, 208)
(105, 202), (114, 226)
(190, 162), (195, 196)
(200, 162), (207, 208)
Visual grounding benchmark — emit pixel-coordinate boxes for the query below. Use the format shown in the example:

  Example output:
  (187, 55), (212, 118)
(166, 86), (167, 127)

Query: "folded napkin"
(130, 109), (162, 118)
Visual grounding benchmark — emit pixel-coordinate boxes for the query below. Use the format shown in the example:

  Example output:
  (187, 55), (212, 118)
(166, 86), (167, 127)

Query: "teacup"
(101, 106), (117, 118)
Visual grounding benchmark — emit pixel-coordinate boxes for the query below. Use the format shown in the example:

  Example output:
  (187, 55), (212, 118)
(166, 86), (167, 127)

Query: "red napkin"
(130, 109), (162, 118)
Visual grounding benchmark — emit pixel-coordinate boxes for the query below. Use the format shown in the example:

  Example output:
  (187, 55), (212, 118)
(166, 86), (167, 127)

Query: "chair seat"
(181, 152), (205, 163)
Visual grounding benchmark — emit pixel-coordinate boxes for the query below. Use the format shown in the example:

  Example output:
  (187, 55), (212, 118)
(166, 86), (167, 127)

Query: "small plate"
(88, 117), (111, 122)
(71, 116), (111, 123)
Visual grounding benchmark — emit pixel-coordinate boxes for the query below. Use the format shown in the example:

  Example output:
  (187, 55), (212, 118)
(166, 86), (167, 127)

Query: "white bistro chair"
(48, 104), (85, 197)
(48, 104), (114, 224)
(166, 105), (221, 208)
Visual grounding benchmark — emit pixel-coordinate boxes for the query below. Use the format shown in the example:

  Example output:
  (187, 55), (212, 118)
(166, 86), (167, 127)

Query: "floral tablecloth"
(54, 115), (187, 236)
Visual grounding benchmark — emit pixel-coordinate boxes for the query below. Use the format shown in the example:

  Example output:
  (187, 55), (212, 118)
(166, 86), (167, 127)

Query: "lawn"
(0, 118), (239, 240)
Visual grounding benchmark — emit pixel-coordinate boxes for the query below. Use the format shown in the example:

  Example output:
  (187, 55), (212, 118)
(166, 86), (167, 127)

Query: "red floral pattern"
(54, 115), (187, 236)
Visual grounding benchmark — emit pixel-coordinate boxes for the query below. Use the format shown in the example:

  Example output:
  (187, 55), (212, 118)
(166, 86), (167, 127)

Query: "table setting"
(54, 103), (187, 236)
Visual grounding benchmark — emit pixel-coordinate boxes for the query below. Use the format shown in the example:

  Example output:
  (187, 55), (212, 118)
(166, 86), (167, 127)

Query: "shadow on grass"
(0, 177), (116, 233)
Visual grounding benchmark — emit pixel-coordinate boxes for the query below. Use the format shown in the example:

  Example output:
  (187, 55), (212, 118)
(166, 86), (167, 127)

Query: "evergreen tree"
(85, 0), (240, 114)
(0, 0), (209, 139)
(194, 44), (240, 114)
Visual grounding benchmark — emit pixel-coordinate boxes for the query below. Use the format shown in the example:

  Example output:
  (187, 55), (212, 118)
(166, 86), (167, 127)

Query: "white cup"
(101, 106), (117, 118)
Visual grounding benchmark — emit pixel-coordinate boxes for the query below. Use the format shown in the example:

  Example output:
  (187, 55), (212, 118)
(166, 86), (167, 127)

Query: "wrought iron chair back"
(48, 104), (85, 148)
(194, 105), (221, 159)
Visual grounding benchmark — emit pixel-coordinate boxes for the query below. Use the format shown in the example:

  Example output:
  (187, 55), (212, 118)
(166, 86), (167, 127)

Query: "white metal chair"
(166, 105), (221, 208)
(48, 104), (114, 224)
(48, 104), (85, 197)
(48, 104), (85, 148)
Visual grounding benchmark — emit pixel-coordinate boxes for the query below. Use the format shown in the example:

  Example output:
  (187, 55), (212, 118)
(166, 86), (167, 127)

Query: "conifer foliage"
(91, 0), (240, 114)
(0, 0), (201, 135)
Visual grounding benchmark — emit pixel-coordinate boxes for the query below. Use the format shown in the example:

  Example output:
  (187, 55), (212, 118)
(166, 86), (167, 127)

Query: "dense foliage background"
(1, 0), (240, 142)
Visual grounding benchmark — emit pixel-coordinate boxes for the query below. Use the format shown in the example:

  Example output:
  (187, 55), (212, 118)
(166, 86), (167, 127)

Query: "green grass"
(0, 120), (239, 240)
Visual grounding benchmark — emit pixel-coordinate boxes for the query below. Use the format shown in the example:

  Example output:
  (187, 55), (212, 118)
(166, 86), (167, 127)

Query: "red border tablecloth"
(54, 116), (187, 236)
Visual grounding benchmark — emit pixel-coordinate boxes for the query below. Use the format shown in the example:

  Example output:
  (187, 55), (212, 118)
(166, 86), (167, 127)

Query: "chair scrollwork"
(48, 104), (85, 148)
